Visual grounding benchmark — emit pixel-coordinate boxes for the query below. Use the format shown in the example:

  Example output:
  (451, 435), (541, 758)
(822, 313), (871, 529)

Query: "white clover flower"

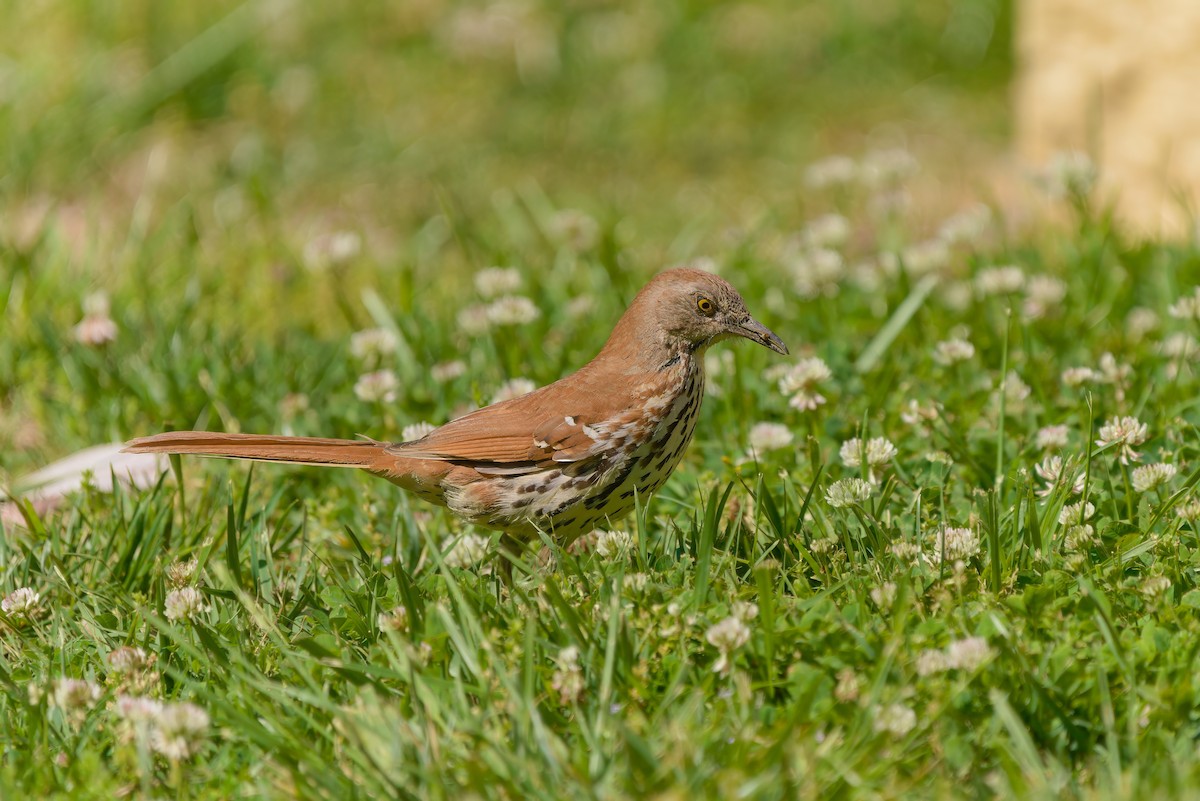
(1061, 367), (1098, 387)
(410, 641), (433, 667)
(1176, 498), (1200, 523)
(747, 422), (793, 457)
(1036, 425), (1070, 450)
(1033, 454), (1072, 483)
(551, 645), (585, 705)
(704, 352), (731, 398)
(1131, 463), (1176, 493)
(840, 437), (898, 467)
(349, 328), (399, 363)
(566, 295), (595, 319)
(151, 702), (210, 760)
(873, 703), (917, 737)
(1096, 416), (1149, 464)
(825, 478), (872, 509)
(74, 292), (118, 347)
(937, 203), (992, 246)
(840, 437), (898, 483)
(279, 393), (309, 419)
(1023, 275), (1067, 319)
(1038, 150), (1098, 199)
(549, 210), (599, 251)
(1160, 333), (1199, 360)
(328, 232), (361, 263)
(457, 303), (493, 336)
(81, 290), (110, 317)
(870, 190), (911, 219)
(1034, 455), (1085, 497)
(870, 582), (896, 608)
(107, 647), (152, 675)
(849, 259), (888, 292)
(975, 265), (1025, 296)
(166, 558), (199, 588)
(164, 587), (208, 623)
(938, 280), (973, 311)
(762, 362), (792, 382)
(703, 350), (730, 378)
(52, 679), (102, 712)
(930, 526), (980, 564)
(801, 213), (851, 249)
(115, 694), (164, 724)
(945, 637), (993, 671)
(706, 615), (751, 674)
(791, 248), (845, 299)
(555, 644), (580, 668)
(354, 369), (399, 403)
(2, 587), (40, 617)
(1001, 371), (1032, 406)
(803, 155), (857, 189)
(778, 357), (832, 411)
(1140, 576), (1172, 599)
(834, 669), (860, 703)
(915, 649), (948, 676)
(809, 536), (839, 555)
(486, 295), (541, 326)
(594, 530), (633, 559)
(889, 541), (922, 565)
(900, 399), (939, 427)
(443, 533), (491, 568)
(474, 267), (523, 298)
(1168, 287), (1200, 321)
(74, 315), (119, 347)
(442, 1), (556, 71)
(1063, 524), (1095, 551)
(933, 338), (975, 366)
(898, 240), (951, 277)
(731, 601), (759, 622)
(1097, 352), (1132, 388)
(431, 360), (467, 383)
(1126, 307), (1160, 340)
(1058, 501), (1095, 527)
(377, 605), (410, 633)
(861, 148), (919, 185)
(491, 377), (537, 404)
(303, 231), (360, 271)
(402, 421), (436, 442)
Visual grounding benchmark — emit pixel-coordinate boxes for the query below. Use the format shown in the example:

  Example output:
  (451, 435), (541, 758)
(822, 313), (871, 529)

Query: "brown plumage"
(125, 268), (787, 551)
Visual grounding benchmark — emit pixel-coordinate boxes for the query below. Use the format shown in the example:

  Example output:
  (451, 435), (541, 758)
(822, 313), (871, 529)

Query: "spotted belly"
(482, 366), (706, 542)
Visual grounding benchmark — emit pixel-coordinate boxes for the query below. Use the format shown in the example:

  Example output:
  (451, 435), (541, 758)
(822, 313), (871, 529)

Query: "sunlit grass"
(7, 1), (1200, 800)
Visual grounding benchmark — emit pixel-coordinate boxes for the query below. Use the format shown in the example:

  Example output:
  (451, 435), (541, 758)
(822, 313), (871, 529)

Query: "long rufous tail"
(122, 431), (393, 471)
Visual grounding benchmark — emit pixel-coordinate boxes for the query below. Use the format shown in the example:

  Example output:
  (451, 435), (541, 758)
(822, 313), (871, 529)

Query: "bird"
(124, 268), (788, 562)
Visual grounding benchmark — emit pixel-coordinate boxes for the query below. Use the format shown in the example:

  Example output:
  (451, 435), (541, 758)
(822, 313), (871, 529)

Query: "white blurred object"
(3, 444), (169, 528)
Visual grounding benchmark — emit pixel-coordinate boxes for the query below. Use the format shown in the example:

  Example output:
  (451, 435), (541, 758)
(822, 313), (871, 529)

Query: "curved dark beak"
(732, 317), (789, 356)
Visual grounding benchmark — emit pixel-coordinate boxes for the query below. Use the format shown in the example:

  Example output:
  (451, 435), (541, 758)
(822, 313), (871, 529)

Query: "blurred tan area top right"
(1017, 0), (1200, 237)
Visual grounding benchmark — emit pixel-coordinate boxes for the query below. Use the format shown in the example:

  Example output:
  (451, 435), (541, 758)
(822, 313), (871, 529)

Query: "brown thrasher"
(125, 268), (787, 552)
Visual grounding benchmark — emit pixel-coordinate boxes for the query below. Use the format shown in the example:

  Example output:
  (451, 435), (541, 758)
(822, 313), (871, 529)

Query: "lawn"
(6, 1), (1200, 799)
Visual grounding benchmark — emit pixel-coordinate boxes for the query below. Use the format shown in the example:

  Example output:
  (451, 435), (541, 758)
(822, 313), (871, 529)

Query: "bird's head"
(645, 268), (788, 357)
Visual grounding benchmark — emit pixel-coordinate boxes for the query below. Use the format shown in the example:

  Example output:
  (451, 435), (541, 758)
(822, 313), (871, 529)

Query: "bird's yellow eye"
(696, 297), (716, 315)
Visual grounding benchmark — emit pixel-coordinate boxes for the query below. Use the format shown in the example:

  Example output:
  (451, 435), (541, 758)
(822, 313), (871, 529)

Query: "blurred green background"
(1, 0), (1012, 474)
(3, 0), (1011, 239)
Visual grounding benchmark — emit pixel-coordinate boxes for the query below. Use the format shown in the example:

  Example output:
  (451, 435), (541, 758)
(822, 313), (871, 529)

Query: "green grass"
(8, 1), (1200, 799)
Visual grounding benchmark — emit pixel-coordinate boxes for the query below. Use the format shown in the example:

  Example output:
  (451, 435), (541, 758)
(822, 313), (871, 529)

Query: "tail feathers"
(122, 431), (391, 470)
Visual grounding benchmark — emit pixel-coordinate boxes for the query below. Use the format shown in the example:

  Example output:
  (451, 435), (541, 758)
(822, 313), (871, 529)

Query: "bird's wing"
(387, 379), (624, 470)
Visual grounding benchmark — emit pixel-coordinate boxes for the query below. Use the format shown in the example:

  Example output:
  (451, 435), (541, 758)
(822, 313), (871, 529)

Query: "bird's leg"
(494, 532), (524, 584)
